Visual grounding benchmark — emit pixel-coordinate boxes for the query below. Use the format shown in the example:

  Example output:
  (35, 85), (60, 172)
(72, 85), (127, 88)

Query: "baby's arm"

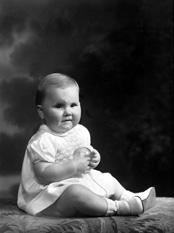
(33, 156), (90, 185)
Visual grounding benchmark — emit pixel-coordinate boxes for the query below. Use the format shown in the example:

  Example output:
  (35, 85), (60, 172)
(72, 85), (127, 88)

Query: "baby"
(17, 73), (156, 217)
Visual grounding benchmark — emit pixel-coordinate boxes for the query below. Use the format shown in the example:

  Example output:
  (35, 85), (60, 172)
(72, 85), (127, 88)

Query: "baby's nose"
(64, 107), (71, 115)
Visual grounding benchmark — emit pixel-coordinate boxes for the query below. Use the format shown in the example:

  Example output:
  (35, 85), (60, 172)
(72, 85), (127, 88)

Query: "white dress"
(17, 124), (116, 215)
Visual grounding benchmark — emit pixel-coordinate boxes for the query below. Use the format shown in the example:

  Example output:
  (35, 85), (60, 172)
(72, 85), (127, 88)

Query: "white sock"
(104, 198), (117, 216)
(115, 200), (130, 215)
(115, 197), (143, 216)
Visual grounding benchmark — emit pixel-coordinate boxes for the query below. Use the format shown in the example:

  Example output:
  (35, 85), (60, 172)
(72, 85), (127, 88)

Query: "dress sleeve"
(28, 133), (56, 164)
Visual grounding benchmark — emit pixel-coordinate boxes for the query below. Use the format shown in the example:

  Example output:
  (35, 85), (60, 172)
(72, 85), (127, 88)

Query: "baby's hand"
(89, 149), (100, 168)
(73, 147), (100, 172)
(73, 156), (90, 174)
(73, 148), (91, 174)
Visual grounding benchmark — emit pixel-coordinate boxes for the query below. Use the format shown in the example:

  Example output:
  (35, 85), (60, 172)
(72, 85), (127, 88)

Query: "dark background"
(0, 0), (173, 197)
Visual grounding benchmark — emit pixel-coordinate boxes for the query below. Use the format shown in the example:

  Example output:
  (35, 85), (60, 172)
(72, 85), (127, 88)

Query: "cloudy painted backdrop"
(0, 0), (173, 197)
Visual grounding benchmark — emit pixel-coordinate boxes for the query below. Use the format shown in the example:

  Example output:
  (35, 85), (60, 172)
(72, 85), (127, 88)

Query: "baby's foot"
(119, 187), (156, 214)
(115, 197), (143, 215)
(136, 187), (156, 212)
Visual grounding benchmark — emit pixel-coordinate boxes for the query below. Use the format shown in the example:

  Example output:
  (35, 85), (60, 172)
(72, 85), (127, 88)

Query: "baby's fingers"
(89, 161), (97, 167)
(91, 157), (98, 162)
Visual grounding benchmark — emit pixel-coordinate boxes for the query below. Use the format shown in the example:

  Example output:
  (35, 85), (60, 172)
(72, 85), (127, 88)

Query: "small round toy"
(73, 147), (93, 160)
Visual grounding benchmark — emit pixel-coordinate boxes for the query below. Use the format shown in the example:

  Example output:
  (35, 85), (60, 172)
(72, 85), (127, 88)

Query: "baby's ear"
(37, 105), (44, 119)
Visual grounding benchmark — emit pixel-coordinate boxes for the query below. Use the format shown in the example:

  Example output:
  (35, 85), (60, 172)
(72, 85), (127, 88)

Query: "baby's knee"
(65, 184), (88, 201)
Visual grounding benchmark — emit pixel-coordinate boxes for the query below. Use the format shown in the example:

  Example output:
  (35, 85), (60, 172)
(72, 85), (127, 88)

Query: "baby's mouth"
(62, 118), (72, 122)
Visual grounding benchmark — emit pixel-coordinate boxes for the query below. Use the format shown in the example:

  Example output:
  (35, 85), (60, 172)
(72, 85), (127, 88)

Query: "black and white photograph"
(0, 0), (173, 232)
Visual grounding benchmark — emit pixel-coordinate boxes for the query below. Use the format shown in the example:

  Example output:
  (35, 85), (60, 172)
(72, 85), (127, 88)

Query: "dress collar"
(39, 124), (75, 137)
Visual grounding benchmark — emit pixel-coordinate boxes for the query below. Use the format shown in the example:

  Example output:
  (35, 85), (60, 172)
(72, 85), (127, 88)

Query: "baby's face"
(39, 85), (81, 134)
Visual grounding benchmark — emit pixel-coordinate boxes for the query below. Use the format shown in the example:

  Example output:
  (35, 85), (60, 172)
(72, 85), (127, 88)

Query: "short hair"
(35, 73), (79, 105)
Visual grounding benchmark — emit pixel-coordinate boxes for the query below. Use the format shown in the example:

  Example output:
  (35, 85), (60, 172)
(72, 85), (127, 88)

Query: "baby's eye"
(71, 103), (78, 108)
(55, 104), (63, 109)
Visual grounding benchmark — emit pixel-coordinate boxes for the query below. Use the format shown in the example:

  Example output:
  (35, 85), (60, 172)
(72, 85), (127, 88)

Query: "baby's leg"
(40, 184), (111, 217)
(110, 177), (127, 200)
(53, 184), (151, 216)
(57, 184), (109, 217)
